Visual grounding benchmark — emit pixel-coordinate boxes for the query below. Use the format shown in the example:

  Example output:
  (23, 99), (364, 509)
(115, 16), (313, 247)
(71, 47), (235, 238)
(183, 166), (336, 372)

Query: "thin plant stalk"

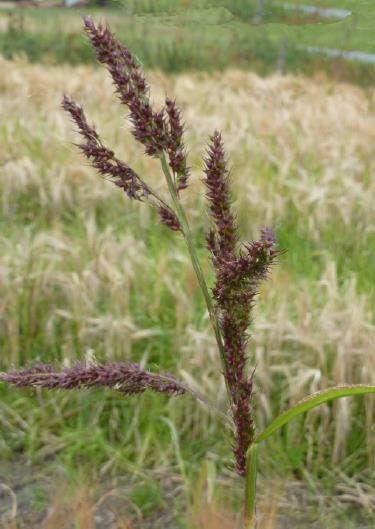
(244, 443), (258, 529)
(159, 153), (229, 378)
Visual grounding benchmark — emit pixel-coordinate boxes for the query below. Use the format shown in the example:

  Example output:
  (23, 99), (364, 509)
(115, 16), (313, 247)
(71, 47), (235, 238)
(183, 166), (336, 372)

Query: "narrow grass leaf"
(256, 385), (375, 443)
(161, 417), (187, 485)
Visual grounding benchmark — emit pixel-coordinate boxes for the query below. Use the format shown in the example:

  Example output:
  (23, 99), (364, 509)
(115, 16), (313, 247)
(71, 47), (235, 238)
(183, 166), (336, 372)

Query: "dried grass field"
(0, 58), (374, 528)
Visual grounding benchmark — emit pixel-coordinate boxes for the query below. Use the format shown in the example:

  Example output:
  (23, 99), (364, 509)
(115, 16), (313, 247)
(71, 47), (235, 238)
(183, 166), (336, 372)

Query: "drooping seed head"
(0, 362), (186, 397)
(62, 95), (146, 201)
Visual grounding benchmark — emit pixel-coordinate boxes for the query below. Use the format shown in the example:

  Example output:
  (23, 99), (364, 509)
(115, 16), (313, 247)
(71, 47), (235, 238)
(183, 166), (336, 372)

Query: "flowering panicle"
(0, 362), (186, 397)
(2, 18), (280, 483)
(63, 95), (146, 200)
(62, 95), (181, 232)
(203, 132), (237, 260)
(157, 205), (182, 232)
(83, 17), (189, 191)
(165, 97), (189, 191)
(203, 133), (278, 475)
(83, 17), (166, 158)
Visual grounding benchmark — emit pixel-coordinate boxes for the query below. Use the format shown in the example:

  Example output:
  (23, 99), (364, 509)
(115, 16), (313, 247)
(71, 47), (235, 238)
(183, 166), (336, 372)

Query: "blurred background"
(0, 1), (374, 528)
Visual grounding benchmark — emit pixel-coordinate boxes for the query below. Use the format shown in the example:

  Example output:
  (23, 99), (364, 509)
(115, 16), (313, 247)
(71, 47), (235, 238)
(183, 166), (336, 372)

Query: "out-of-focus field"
(1, 1), (375, 85)
(0, 56), (374, 527)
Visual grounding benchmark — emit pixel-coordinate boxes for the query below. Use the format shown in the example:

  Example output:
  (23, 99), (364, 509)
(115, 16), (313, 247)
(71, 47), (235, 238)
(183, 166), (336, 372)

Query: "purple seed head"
(62, 95), (145, 201)
(203, 131), (237, 260)
(83, 17), (168, 159)
(203, 131), (279, 474)
(165, 97), (189, 191)
(0, 362), (186, 397)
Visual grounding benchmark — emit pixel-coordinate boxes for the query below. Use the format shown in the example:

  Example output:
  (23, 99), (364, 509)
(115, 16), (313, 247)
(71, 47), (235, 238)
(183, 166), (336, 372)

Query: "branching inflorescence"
(4, 16), (278, 477)
(204, 132), (278, 474)
(64, 18), (279, 476)
(1, 17), (284, 529)
(3, 17), (374, 529)
(83, 16), (189, 192)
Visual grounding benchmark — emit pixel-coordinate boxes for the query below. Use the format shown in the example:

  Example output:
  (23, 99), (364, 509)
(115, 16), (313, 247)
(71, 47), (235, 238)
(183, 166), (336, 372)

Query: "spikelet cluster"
(0, 362), (186, 396)
(204, 132), (278, 475)
(1, 17), (279, 479)
(62, 17), (192, 233)
(83, 17), (189, 191)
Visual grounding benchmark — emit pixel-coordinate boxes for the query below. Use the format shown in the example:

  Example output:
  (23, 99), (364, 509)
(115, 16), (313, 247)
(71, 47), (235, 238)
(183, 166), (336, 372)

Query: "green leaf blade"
(256, 384), (375, 444)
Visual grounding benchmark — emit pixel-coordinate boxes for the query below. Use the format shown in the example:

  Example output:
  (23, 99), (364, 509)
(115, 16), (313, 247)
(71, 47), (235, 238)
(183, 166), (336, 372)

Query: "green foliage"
(1, 2), (375, 85)
(245, 386), (375, 527)
(129, 481), (164, 516)
(257, 385), (375, 443)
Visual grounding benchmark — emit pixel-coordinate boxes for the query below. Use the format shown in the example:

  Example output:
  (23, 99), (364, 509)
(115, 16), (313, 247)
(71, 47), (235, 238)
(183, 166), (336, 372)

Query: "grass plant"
(1, 18), (374, 528)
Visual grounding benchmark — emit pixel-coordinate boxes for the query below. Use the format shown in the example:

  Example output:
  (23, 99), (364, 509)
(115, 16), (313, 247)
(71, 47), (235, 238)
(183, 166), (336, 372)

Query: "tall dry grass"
(0, 57), (374, 523)
(1, 59), (374, 232)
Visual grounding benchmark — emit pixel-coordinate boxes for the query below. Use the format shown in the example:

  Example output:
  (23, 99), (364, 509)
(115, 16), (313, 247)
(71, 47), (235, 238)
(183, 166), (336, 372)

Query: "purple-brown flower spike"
(203, 131), (279, 475)
(213, 227), (278, 475)
(62, 95), (146, 200)
(83, 17), (189, 191)
(203, 131), (237, 260)
(165, 97), (189, 191)
(83, 17), (167, 158)
(0, 362), (186, 397)
(62, 94), (181, 233)
(158, 205), (182, 232)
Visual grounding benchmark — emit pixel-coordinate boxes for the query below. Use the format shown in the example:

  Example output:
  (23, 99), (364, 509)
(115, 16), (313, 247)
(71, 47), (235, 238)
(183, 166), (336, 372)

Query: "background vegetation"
(0, 0), (375, 84)
(0, 1), (374, 528)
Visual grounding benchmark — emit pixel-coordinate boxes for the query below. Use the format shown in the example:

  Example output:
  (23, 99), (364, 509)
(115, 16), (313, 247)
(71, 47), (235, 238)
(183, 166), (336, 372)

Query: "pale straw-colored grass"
(1, 58), (374, 232)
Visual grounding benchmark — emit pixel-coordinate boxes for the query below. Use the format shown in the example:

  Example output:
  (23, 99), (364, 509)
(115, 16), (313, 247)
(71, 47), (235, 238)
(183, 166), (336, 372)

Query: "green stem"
(159, 153), (228, 375)
(244, 443), (258, 529)
(160, 155), (258, 527)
